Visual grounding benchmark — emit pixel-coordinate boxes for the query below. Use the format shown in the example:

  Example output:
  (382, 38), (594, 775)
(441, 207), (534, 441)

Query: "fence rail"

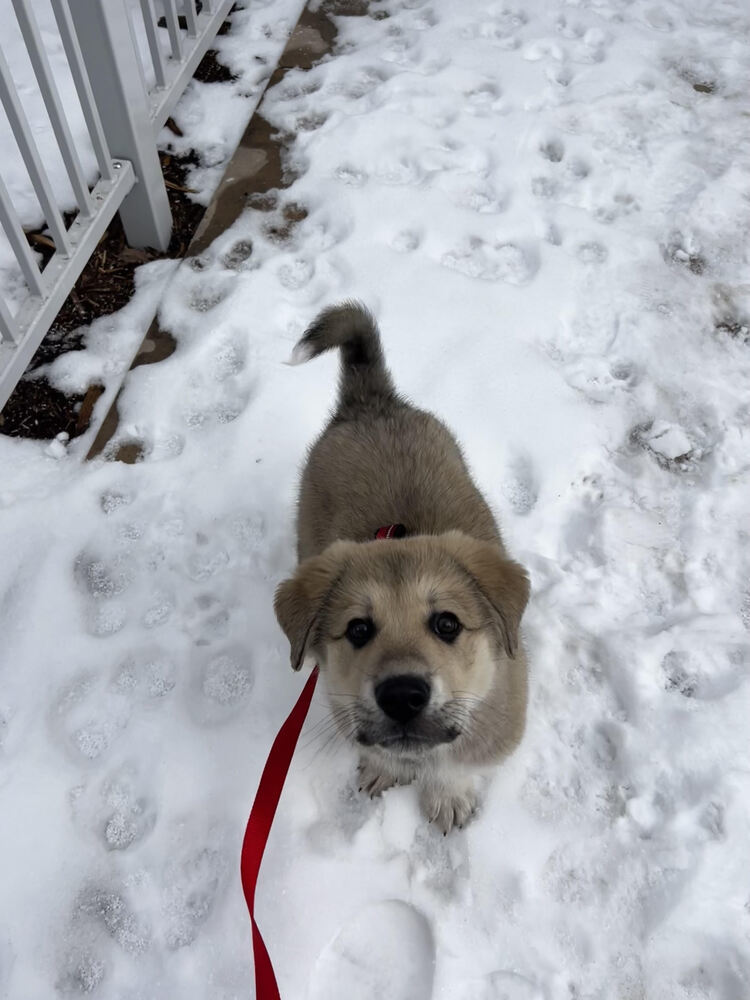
(0, 0), (234, 412)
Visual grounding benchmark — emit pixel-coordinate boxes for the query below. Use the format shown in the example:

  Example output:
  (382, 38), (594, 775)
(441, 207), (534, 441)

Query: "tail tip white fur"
(286, 341), (315, 366)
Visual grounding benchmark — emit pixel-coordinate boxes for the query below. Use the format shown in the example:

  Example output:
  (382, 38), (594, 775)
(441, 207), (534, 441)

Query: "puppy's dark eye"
(345, 617), (376, 648)
(430, 611), (462, 642)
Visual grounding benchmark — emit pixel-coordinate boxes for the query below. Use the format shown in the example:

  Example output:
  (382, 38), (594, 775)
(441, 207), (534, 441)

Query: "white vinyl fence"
(0, 0), (233, 412)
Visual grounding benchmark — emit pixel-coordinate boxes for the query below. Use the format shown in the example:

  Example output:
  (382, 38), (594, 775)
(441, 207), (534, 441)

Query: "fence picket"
(51, 0), (115, 182)
(12, 0), (93, 219)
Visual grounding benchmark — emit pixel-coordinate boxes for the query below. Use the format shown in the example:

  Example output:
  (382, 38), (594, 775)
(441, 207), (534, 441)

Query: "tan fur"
(275, 302), (530, 833)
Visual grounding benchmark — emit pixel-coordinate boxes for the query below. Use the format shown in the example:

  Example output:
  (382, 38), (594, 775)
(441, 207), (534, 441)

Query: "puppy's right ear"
(273, 543), (351, 671)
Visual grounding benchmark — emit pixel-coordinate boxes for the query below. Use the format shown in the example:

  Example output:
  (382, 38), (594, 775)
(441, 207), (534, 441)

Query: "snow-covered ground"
(2, 0), (750, 997)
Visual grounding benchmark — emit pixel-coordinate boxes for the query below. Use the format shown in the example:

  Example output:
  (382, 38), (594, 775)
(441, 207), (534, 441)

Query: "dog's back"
(290, 302), (501, 560)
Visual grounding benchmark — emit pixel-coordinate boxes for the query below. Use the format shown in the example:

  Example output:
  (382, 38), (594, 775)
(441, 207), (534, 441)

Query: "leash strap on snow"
(240, 665), (319, 1000)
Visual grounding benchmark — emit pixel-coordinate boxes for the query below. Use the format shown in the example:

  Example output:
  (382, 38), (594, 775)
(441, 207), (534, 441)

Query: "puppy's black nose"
(375, 675), (431, 724)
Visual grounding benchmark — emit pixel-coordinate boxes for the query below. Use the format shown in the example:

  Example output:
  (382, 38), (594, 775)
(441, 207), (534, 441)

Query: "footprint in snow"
(75, 550), (132, 602)
(503, 453), (539, 515)
(209, 335), (247, 382)
(538, 136), (565, 163)
(530, 175), (558, 200)
(340, 66), (391, 101)
(555, 14), (586, 39)
(86, 601), (128, 638)
(52, 647), (176, 765)
(335, 164), (368, 187)
(141, 589), (174, 629)
(56, 882), (150, 994)
(56, 945), (108, 995)
(188, 275), (234, 312)
(444, 179), (508, 214)
(51, 671), (132, 763)
(380, 33), (422, 69)
(464, 80), (501, 112)
(99, 487), (134, 515)
(115, 647), (177, 700)
(308, 901), (434, 1000)
(278, 257), (315, 290)
(546, 62), (574, 88)
(567, 157), (591, 180)
(411, 823), (469, 900)
(162, 842), (230, 949)
(182, 386), (252, 430)
(468, 8), (526, 49)
(220, 238), (255, 272)
(390, 229), (422, 253)
(71, 759), (158, 851)
(570, 28), (609, 65)
(74, 884), (151, 955)
(184, 591), (233, 644)
(662, 648), (749, 701)
(188, 644), (254, 727)
(576, 241), (608, 264)
(293, 111), (328, 133)
(410, 7), (439, 30)
(374, 155), (427, 187)
(522, 39), (565, 63)
(441, 238), (538, 285)
(306, 779), (373, 854)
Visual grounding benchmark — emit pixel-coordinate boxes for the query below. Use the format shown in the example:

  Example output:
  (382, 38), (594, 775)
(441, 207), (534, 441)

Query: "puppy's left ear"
(442, 533), (530, 658)
(274, 543), (352, 670)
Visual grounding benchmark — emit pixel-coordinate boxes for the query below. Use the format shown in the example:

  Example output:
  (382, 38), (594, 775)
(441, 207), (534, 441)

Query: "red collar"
(374, 523), (406, 540)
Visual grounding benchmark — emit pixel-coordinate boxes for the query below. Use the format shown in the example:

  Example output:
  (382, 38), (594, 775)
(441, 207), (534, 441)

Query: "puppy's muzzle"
(374, 674), (431, 724)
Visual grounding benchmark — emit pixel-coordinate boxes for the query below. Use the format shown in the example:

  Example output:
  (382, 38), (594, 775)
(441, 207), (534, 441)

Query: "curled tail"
(290, 300), (397, 416)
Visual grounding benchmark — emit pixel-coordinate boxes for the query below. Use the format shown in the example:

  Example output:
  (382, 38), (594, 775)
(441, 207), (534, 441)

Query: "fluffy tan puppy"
(275, 302), (530, 833)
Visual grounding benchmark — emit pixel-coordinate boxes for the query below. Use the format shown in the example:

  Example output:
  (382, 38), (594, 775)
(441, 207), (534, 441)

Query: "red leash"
(240, 665), (319, 999)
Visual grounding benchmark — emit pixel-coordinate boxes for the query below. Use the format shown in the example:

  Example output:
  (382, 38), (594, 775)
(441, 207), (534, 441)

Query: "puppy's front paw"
(357, 758), (398, 798)
(420, 782), (478, 834)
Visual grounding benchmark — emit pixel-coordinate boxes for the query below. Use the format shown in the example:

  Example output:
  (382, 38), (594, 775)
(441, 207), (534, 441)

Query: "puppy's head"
(274, 533), (529, 758)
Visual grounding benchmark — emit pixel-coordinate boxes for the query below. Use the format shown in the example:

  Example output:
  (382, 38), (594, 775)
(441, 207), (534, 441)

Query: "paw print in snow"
(221, 238), (255, 272)
(94, 765), (157, 851)
(335, 163), (368, 187)
(52, 671), (132, 762)
(188, 644), (254, 726)
(503, 453), (539, 515)
(390, 229), (421, 253)
(74, 547), (135, 637)
(75, 885), (151, 954)
(539, 136), (565, 163)
(442, 237), (538, 285)
(571, 28), (609, 64)
(75, 551), (132, 601)
(188, 277), (233, 313)
(463, 80), (501, 114)
(278, 257), (315, 290)
(443, 178), (508, 214)
(162, 843), (229, 949)
(576, 241), (608, 264)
